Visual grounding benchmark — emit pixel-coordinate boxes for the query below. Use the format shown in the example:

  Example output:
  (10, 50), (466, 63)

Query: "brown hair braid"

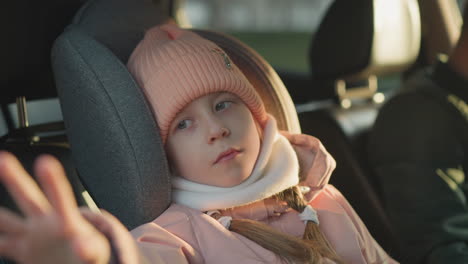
(211, 185), (344, 264)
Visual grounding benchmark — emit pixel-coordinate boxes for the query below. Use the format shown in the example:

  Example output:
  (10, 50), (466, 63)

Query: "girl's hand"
(0, 151), (111, 264)
(264, 198), (291, 217)
(280, 131), (336, 201)
(279, 131), (318, 179)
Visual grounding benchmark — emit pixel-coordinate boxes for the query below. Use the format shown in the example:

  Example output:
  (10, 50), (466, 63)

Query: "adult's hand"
(0, 151), (111, 264)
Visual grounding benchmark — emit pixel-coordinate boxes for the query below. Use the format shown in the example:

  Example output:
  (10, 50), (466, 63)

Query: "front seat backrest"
(297, 0), (420, 257)
(311, 0), (420, 83)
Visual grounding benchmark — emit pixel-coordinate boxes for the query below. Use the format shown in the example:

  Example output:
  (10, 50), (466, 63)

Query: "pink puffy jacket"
(128, 133), (398, 264)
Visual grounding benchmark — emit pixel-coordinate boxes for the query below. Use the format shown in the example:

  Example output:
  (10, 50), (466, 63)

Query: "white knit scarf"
(171, 117), (299, 211)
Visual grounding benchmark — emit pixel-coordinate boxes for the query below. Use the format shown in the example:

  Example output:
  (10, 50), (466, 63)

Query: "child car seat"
(52, 0), (300, 231)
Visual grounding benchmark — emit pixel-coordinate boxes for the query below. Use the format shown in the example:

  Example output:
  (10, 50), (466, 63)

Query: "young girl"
(0, 24), (397, 264)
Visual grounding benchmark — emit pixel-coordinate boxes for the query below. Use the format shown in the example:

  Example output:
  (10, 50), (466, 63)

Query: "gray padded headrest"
(72, 0), (169, 62)
(310, 0), (420, 82)
(52, 0), (170, 229)
(53, 28), (171, 230)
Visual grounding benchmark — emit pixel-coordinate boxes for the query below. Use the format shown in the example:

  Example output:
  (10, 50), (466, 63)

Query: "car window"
(184, 0), (333, 73)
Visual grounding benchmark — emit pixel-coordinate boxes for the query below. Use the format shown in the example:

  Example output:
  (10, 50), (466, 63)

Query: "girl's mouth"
(214, 148), (241, 164)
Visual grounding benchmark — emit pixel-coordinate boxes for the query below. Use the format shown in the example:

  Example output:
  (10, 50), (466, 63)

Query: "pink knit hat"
(127, 24), (267, 142)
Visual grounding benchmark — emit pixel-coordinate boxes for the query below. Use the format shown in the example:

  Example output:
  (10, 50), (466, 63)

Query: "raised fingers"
(0, 151), (51, 216)
(34, 154), (80, 226)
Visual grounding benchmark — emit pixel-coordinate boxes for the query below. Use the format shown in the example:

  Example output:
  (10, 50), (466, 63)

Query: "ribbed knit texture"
(127, 24), (267, 142)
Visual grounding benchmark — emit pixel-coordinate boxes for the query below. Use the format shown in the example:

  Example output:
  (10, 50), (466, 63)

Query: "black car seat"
(52, 0), (301, 232)
(293, 0), (421, 257)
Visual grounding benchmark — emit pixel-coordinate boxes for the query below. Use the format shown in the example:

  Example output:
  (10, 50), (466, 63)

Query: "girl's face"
(165, 92), (261, 187)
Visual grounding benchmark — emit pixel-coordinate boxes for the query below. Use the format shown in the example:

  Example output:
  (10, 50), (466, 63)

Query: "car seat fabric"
(70, 0), (170, 63)
(52, 0), (171, 230)
(53, 28), (171, 230)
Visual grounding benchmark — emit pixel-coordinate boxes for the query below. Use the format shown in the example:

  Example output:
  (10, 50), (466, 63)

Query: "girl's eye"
(176, 120), (191, 130)
(215, 101), (232, 112)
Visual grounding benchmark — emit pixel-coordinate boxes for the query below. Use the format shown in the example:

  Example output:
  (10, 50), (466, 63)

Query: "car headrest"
(310, 0), (421, 83)
(1, 1), (85, 105)
(53, 0), (300, 229)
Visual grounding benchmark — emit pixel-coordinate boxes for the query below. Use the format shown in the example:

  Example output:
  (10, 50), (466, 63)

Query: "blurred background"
(182, 0), (333, 73)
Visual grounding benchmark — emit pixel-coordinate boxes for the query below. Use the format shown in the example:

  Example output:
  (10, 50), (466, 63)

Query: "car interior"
(0, 0), (464, 263)
(292, 0), (421, 256)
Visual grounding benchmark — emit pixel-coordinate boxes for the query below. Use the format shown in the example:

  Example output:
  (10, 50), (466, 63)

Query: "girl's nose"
(208, 122), (230, 144)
